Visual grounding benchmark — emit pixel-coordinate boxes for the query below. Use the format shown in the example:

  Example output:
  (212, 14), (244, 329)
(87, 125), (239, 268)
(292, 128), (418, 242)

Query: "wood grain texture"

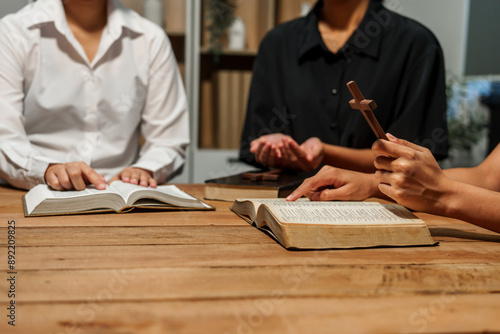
(0, 296), (498, 334)
(0, 184), (499, 333)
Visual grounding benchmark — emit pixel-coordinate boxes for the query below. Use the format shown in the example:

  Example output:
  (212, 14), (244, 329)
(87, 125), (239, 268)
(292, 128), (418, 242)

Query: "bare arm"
(373, 135), (500, 233)
(444, 144), (500, 192)
(322, 144), (377, 173)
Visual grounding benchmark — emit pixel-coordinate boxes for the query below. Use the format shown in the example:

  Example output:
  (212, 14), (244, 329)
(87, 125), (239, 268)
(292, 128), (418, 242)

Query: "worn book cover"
(204, 170), (311, 201)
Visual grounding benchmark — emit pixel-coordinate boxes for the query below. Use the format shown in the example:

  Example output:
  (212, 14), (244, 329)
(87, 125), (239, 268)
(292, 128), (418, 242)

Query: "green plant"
(446, 77), (490, 151)
(205, 0), (236, 61)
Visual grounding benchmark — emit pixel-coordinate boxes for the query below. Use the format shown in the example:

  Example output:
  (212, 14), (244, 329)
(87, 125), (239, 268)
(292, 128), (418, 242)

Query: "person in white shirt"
(0, 0), (189, 191)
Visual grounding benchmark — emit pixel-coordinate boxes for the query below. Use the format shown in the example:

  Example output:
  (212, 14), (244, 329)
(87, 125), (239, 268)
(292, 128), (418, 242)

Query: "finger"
(311, 187), (355, 201)
(305, 142), (322, 162)
(372, 137), (426, 160)
(66, 165), (87, 191)
(378, 183), (395, 201)
(286, 138), (308, 160)
(258, 143), (272, 166)
(250, 138), (262, 153)
(274, 141), (284, 159)
(283, 139), (309, 171)
(80, 164), (106, 190)
(374, 155), (397, 171)
(139, 172), (150, 187)
(386, 133), (428, 152)
(148, 177), (158, 188)
(129, 170), (140, 185)
(286, 180), (312, 201)
(45, 171), (64, 191)
(286, 176), (323, 201)
(374, 170), (393, 185)
(53, 168), (74, 190)
(120, 169), (132, 183)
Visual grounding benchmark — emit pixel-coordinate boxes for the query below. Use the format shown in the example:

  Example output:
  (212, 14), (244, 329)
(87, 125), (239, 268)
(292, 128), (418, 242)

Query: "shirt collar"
(27, 0), (144, 38)
(298, 0), (384, 60)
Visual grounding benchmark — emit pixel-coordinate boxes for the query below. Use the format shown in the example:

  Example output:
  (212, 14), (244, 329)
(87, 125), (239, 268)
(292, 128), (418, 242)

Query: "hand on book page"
(286, 165), (380, 202)
(45, 162), (106, 191)
(109, 167), (157, 188)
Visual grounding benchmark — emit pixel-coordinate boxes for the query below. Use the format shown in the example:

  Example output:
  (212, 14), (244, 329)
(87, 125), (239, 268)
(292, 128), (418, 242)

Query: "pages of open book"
(24, 184), (116, 215)
(261, 201), (423, 225)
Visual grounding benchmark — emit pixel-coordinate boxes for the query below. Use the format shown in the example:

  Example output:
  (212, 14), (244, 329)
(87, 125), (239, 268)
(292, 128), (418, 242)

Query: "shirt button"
(331, 88), (338, 95)
(330, 122), (337, 129)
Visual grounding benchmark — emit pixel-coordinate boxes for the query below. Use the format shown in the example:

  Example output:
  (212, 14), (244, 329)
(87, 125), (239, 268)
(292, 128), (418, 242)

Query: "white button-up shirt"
(0, 0), (189, 189)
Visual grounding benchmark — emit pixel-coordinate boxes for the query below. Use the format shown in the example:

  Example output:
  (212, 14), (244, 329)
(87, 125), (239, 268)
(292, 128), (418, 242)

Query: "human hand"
(286, 165), (379, 201)
(372, 133), (454, 214)
(280, 137), (324, 172)
(250, 133), (290, 168)
(44, 162), (106, 191)
(109, 167), (157, 188)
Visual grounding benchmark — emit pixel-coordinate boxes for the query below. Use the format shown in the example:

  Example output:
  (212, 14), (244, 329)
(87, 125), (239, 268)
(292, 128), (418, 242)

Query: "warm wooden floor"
(1, 184), (499, 333)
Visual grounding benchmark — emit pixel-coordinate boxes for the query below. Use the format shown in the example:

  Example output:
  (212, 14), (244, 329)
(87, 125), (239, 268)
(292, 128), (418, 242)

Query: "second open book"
(231, 199), (437, 250)
(24, 181), (213, 217)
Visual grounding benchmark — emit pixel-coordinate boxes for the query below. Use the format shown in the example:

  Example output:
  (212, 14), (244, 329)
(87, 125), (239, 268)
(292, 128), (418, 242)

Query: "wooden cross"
(242, 170), (280, 181)
(346, 81), (388, 140)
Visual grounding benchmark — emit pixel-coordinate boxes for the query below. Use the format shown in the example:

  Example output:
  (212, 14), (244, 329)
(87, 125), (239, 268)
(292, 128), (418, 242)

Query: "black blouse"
(239, 0), (448, 166)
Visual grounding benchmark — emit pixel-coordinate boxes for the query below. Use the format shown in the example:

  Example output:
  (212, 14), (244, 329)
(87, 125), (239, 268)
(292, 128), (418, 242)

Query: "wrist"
(437, 178), (465, 218)
(367, 173), (384, 198)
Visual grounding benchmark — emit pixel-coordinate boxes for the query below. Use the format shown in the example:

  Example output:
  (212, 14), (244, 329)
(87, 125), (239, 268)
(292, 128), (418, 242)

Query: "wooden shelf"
(166, 30), (185, 37)
(200, 47), (258, 57)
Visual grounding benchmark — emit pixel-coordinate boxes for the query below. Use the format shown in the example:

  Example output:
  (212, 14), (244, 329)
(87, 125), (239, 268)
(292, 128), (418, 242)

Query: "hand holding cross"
(346, 81), (388, 141)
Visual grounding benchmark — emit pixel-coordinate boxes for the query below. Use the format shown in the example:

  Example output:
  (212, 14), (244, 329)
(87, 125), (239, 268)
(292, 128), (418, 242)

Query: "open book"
(23, 181), (213, 217)
(231, 199), (437, 250)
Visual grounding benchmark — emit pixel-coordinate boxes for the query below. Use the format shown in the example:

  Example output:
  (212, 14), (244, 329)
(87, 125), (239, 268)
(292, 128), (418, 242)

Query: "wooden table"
(1, 184), (499, 333)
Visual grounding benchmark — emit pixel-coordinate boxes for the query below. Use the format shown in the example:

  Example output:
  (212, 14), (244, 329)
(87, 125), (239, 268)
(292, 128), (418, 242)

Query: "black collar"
(298, 0), (385, 60)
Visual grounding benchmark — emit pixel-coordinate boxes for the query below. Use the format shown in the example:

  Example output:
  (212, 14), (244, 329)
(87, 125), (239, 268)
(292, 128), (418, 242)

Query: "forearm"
(441, 181), (500, 233)
(322, 144), (377, 173)
(0, 148), (51, 190)
(443, 166), (494, 190)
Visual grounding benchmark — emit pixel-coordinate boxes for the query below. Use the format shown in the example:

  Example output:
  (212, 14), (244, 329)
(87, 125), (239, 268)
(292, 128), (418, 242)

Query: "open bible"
(23, 181), (213, 217)
(231, 199), (437, 250)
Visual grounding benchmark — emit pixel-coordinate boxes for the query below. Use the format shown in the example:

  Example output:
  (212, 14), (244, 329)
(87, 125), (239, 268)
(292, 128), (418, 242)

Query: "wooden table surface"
(0, 184), (499, 334)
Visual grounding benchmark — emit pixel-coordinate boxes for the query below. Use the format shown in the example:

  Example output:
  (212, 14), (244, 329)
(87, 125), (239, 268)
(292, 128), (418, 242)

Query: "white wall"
(0, 1), (30, 19)
(385, 0), (469, 78)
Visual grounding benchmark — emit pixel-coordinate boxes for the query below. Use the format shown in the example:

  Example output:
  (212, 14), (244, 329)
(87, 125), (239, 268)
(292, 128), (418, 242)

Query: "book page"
(110, 181), (211, 208)
(262, 201), (423, 225)
(24, 184), (115, 215)
(109, 181), (153, 202)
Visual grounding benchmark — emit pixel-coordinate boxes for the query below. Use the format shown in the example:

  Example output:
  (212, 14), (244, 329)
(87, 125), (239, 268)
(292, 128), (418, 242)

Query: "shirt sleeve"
(131, 29), (190, 183)
(0, 22), (56, 190)
(385, 34), (449, 160)
(238, 32), (290, 167)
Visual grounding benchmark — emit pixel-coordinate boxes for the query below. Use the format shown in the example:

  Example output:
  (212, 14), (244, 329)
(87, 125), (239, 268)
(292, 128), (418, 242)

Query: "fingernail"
(98, 183), (106, 190)
(286, 194), (293, 201)
(386, 133), (397, 142)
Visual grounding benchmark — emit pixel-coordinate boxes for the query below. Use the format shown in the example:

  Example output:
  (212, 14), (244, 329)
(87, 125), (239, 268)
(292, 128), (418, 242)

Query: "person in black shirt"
(238, 0), (448, 172)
